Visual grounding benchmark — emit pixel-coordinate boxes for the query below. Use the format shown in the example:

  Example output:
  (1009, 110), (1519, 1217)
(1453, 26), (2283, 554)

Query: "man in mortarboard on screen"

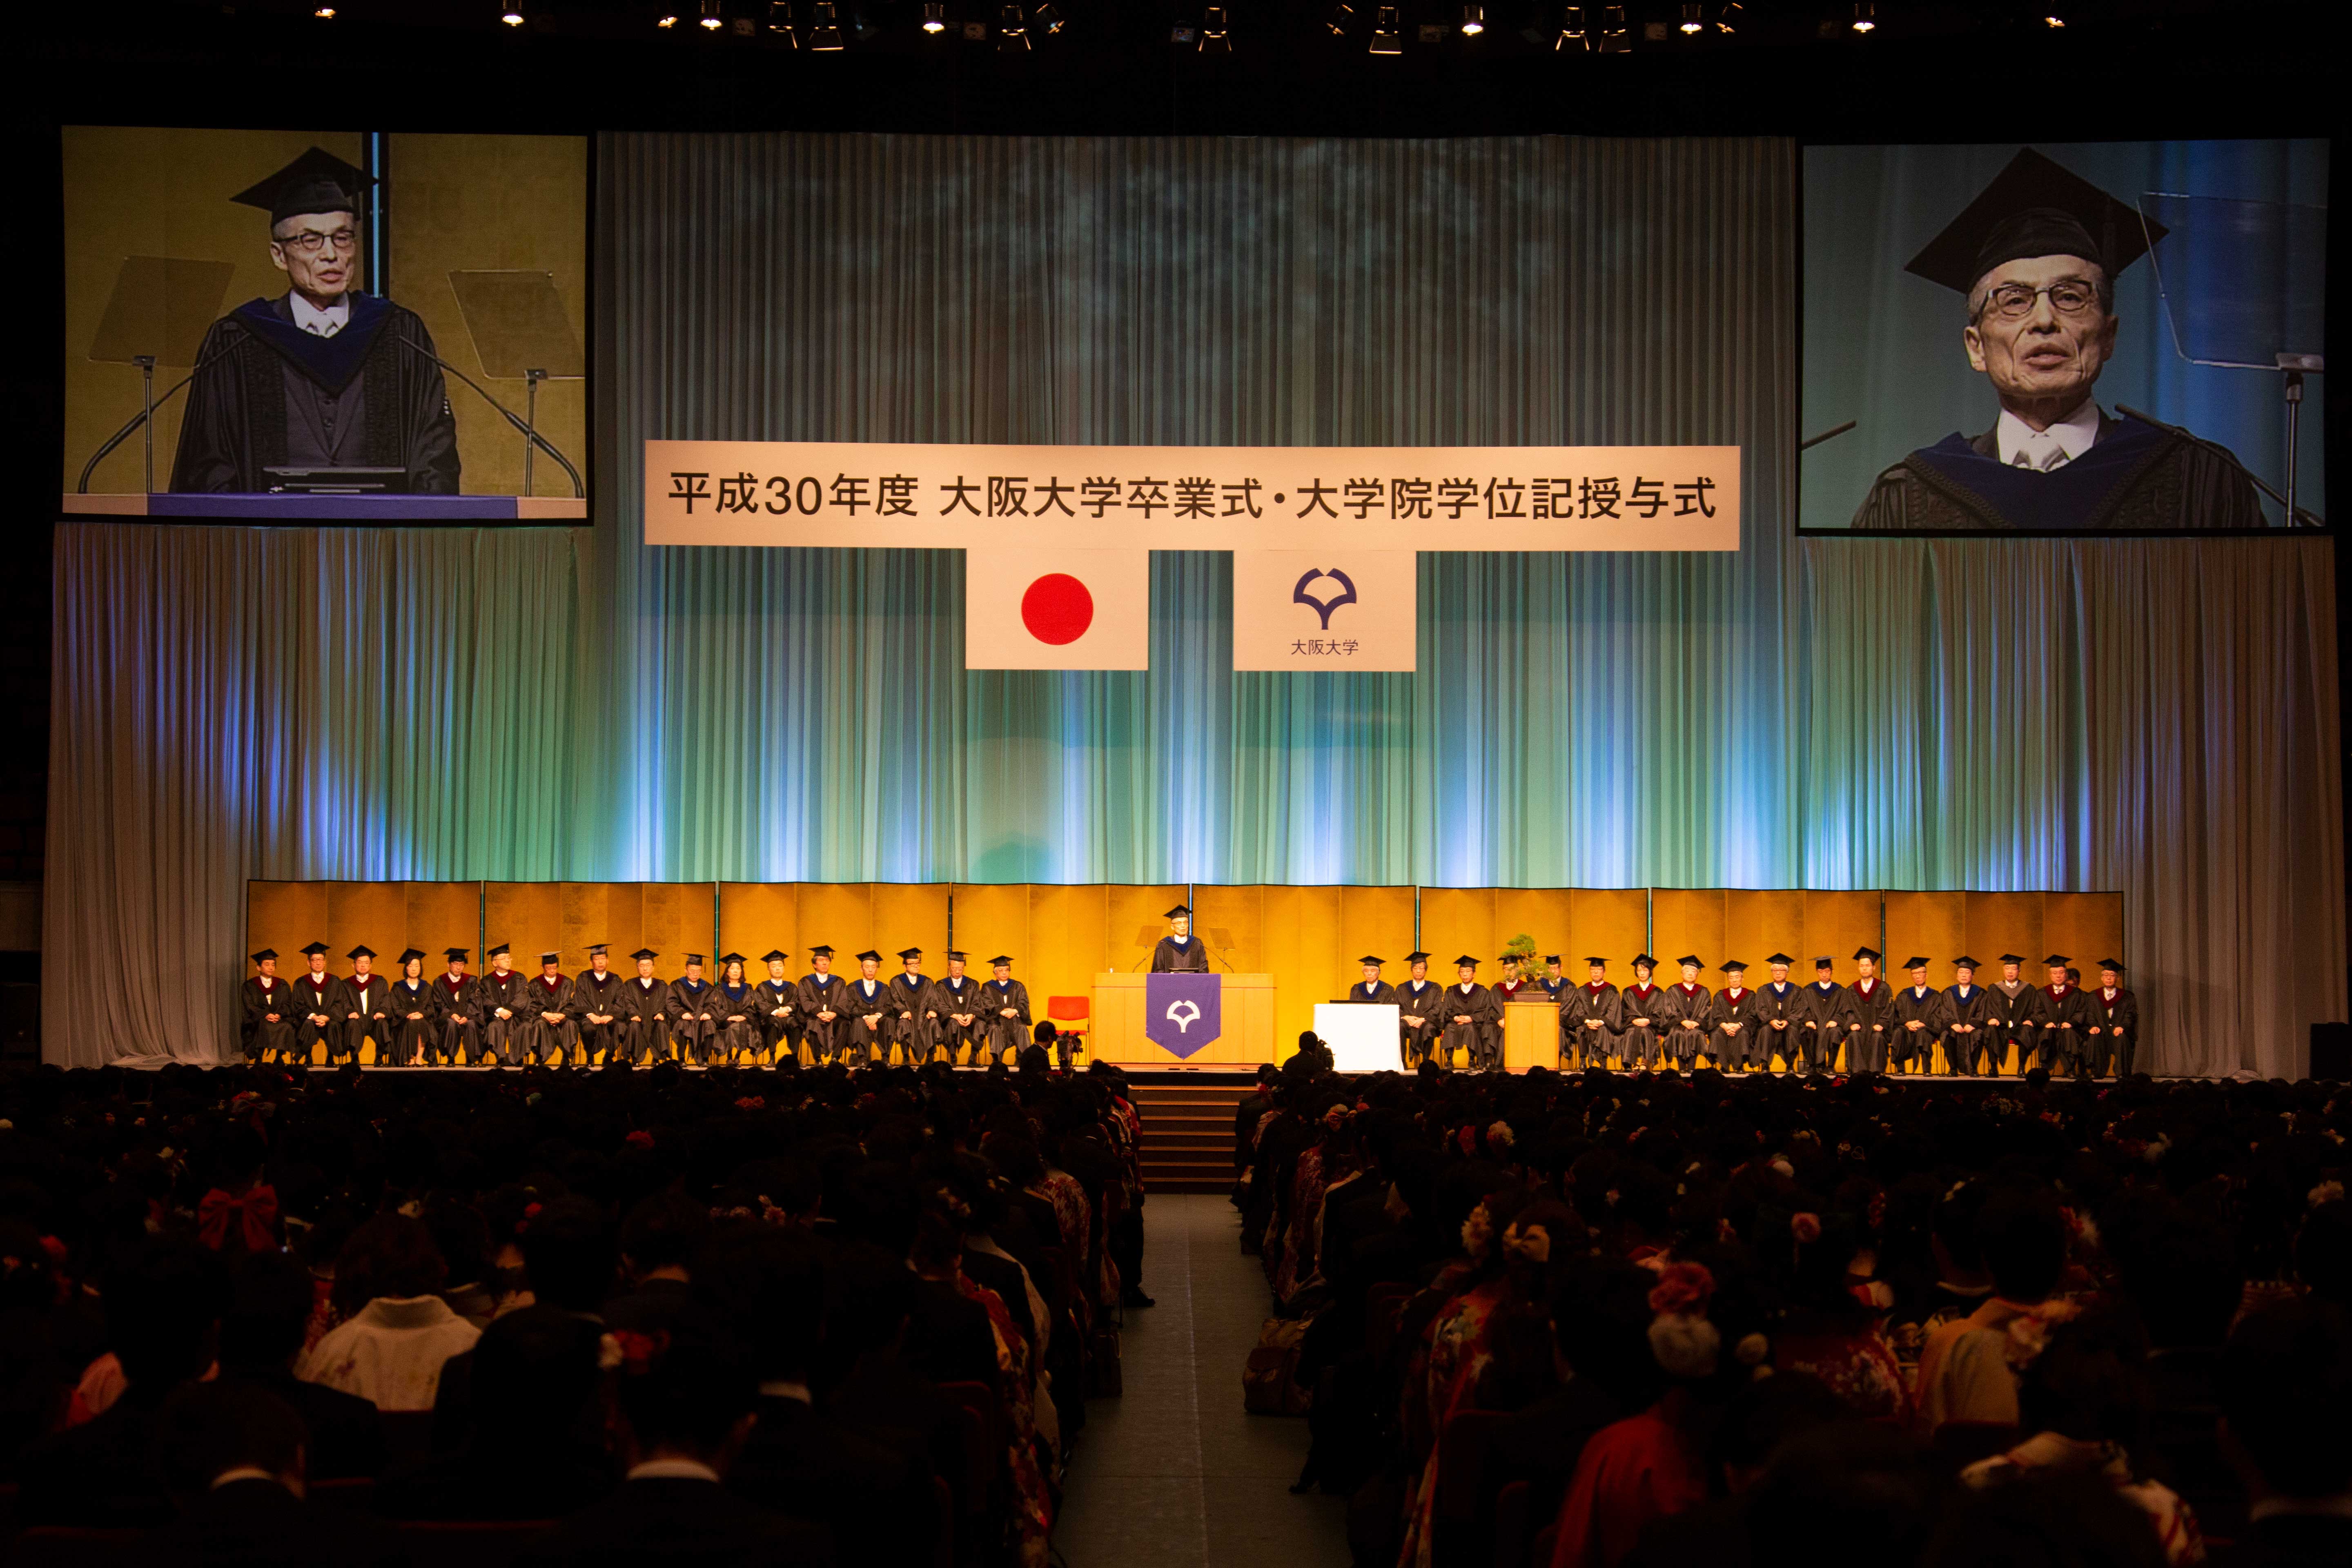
(1151, 905), (1210, 974)
(1849, 148), (2261, 531)
(170, 147), (459, 495)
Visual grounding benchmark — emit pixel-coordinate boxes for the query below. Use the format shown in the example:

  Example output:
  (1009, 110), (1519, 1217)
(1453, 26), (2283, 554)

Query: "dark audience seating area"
(1232, 1057), (2352, 1568)
(0, 1057), (1151, 1567)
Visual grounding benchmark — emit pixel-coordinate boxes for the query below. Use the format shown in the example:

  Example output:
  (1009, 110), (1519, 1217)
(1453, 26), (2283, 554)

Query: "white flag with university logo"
(1231, 550), (1417, 672)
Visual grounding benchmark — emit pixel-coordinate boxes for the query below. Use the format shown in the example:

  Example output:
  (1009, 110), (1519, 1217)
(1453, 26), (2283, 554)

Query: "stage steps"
(1127, 1079), (1252, 1195)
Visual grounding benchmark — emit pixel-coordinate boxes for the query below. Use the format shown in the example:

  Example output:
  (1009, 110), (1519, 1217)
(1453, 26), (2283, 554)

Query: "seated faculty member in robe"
(1849, 148), (2261, 532)
(618, 948), (670, 1065)
(171, 148), (459, 495)
(981, 955), (1032, 1065)
(571, 944), (628, 1066)
(242, 949), (296, 1064)
(435, 948), (480, 1065)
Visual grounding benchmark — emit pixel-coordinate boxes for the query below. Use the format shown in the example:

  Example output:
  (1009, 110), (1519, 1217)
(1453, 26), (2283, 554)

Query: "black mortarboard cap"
(397, 947), (425, 964)
(539, 951), (560, 965)
(2098, 958), (2124, 973)
(1675, 954), (1702, 968)
(761, 949), (788, 962)
(855, 949), (882, 962)
(1722, 958), (1748, 973)
(1405, 951), (1430, 963)
(1164, 904), (1193, 919)
(1358, 955), (1385, 966)
(896, 947), (923, 961)
(587, 943), (609, 958)
(445, 947), (470, 961)
(346, 945), (375, 961)
(487, 942), (510, 958)
(232, 146), (376, 228)
(1815, 957), (1835, 970)
(2043, 953), (2071, 966)
(1903, 147), (2163, 297)
(300, 941), (330, 957)
(1765, 952), (1793, 965)
(987, 954), (1013, 966)
(250, 949), (277, 964)
(1853, 946), (1882, 963)
(808, 944), (834, 958)
(1584, 956), (1608, 967)
(684, 953), (706, 967)
(1904, 956), (1930, 970)
(1453, 954), (1480, 968)
(718, 952), (745, 965)
(1632, 953), (1657, 968)
(1999, 953), (2026, 964)
(1953, 956), (1980, 968)
(945, 951), (967, 962)
(1543, 955), (1561, 964)
(630, 948), (657, 961)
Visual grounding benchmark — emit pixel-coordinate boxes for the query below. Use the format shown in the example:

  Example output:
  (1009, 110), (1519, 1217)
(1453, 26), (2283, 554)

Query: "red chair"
(1045, 996), (1090, 1057)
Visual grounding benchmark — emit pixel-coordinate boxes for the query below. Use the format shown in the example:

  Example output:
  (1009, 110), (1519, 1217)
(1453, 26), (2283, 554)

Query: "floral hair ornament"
(1648, 1260), (1716, 1317)
(2001, 1297), (2082, 1370)
(610, 1328), (669, 1374)
(1791, 1212), (1823, 1245)
(734, 1096), (767, 1113)
(624, 1130), (655, 1150)
(517, 1200), (543, 1236)
(1647, 1261), (1722, 1379)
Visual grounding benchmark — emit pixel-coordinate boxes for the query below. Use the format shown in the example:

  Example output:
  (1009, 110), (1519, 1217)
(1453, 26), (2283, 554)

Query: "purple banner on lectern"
(1144, 973), (1222, 1059)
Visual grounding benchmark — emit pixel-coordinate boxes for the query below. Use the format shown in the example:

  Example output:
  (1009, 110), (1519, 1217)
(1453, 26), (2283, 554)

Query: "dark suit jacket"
(375, 1438), (615, 1521)
(149, 1476), (407, 1568)
(825, 1356), (965, 1515)
(223, 1367), (386, 1481)
(15, 1383), (180, 1526)
(728, 1395), (935, 1568)
(521, 1475), (833, 1568)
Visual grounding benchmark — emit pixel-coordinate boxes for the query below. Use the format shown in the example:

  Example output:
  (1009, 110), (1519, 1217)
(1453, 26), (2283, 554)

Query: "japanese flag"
(964, 548), (1150, 670)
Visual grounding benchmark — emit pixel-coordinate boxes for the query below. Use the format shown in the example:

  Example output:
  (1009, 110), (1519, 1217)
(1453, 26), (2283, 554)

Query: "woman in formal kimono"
(241, 950), (297, 1065)
(710, 954), (761, 1064)
(384, 948), (437, 1067)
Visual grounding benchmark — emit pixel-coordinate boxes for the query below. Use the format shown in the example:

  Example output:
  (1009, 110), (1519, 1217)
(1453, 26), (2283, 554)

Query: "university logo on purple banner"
(1144, 973), (1222, 1059)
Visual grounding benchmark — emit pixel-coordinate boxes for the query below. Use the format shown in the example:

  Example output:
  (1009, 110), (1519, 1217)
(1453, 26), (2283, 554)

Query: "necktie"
(2011, 428), (2071, 472)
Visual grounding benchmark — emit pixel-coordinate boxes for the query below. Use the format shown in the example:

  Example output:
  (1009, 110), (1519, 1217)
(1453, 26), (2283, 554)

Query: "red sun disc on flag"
(1020, 573), (1094, 645)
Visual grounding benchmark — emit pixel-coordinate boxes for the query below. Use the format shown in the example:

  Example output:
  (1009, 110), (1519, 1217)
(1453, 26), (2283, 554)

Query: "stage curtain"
(45, 524), (590, 1067)
(45, 133), (2343, 1076)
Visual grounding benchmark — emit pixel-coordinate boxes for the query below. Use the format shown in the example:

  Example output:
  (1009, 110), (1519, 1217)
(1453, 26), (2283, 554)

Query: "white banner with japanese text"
(644, 441), (1740, 552)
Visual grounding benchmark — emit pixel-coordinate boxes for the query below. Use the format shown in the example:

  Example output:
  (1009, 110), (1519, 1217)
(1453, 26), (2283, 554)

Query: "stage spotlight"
(657, 10), (679, 25)
(502, 2), (526, 24)
(1679, 4), (1700, 32)
(1715, 1), (1739, 31)
(313, 4), (336, 16)
(1850, 2), (1874, 32)
(1323, 2), (1353, 36)
(921, 1), (946, 28)
(1370, 3), (1400, 51)
(999, 3), (1028, 49)
(699, 0), (723, 28)
(1034, 2), (1064, 33)
(1200, 4), (1230, 49)
(2043, 11), (2066, 24)
(1460, 4), (1484, 35)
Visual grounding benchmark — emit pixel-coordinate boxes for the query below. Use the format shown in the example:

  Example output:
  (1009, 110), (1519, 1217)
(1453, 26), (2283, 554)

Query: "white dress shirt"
(1996, 399), (2102, 472)
(289, 293), (350, 338)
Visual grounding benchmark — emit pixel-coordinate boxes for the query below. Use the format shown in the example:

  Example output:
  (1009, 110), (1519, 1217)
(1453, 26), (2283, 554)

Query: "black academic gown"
(710, 982), (761, 1062)
(797, 973), (850, 1063)
(476, 969), (530, 1064)
(241, 977), (296, 1063)
(1984, 981), (2045, 1076)
(1659, 982), (1713, 1066)
(617, 974), (669, 1065)
(1849, 413), (2263, 532)
(519, 974), (581, 1066)
(171, 292), (461, 494)
(2039, 985), (2095, 1075)
(1849, 978), (1900, 1072)
(1618, 983), (1669, 1068)
(981, 978), (1032, 1062)
(434, 973), (480, 1064)
(842, 976), (891, 1061)
(1942, 984), (1995, 1075)
(1390, 978), (1439, 1067)
(1559, 982), (1621, 1068)
(1704, 987), (1761, 1069)
(384, 978), (437, 1066)
(1349, 979), (1398, 1009)
(335, 973), (391, 1065)
(1798, 981), (1857, 1072)
(665, 978), (719, 1065)
(1892, 984), (1951, 1071)
(1439, 982), (1500, 1070)
(570, 969), (629, 1064)
(922, 975), (987, 1063)
(1754, 981), (1806, 1070)
(292, 973), (341, 1061)
(2090, 987), (2140, 1076)
(1151, 935), (1210, 973)
(753, 976), (801, 1060)
(884, 972), (935, 1064)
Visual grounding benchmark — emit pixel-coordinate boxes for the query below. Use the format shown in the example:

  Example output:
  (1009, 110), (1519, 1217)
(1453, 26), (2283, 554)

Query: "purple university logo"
(1144, 973), (1223, 1059)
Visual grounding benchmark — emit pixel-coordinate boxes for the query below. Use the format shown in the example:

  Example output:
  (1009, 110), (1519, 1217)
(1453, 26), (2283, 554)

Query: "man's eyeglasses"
(1973, 280), (2103, 322)
(272, 228), (358, 256)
